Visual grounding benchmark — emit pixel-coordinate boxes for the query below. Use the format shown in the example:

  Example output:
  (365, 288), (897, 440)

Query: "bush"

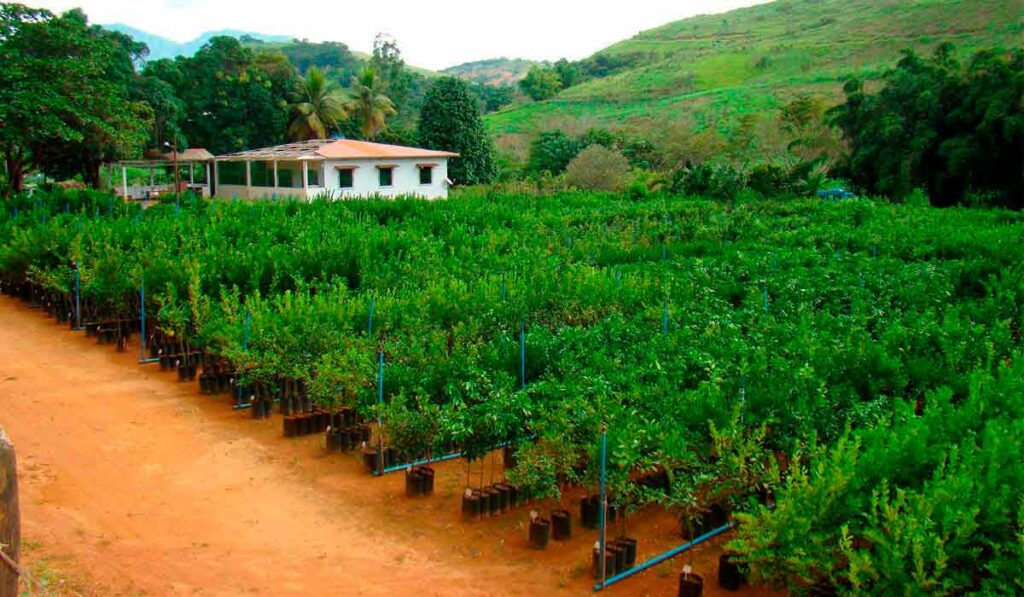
(564, 145), (630, 192)
(670, 162), (745, 201)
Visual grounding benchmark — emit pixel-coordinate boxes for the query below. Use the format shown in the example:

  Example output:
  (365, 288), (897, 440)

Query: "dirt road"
(0, 296), (771, 596)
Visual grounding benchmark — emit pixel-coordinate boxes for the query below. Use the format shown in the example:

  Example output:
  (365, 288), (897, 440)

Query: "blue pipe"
(376, 350), (384, 476)
(598, 430), (608, 587)
(138, 278), (158, 363)
(73, 261), (82, 330)
(381, 450), (465, 474)
(594, 521), (738, 591)
(367, 297), (375, 336)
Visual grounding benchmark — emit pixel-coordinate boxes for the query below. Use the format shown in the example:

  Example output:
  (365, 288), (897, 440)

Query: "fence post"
(0, 425), (21, 597)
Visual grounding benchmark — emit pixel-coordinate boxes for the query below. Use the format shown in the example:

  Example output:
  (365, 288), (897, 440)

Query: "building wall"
(213, 158), (449, 201)
(321, 158), (449, 200)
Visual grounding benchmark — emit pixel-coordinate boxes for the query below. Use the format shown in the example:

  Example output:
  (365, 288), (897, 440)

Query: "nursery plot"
(2, 188), (1023, 594)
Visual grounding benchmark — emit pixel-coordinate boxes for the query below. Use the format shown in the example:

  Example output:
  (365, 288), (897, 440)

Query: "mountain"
(102, 24), (292, 60)
(443, 58), (542, 86)
(485, 0), (1023, 155)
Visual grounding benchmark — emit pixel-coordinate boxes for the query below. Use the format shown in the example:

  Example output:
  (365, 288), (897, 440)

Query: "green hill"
(485, 0), (1023, 158)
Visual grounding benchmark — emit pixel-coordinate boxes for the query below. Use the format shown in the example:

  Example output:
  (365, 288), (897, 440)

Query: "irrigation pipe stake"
(598, 429), (608, 589)
(73, 261), (82, 330)
(376, 350), (385, 476)
(519, 321), (526, 390)
(232, 311), (252, 409)
(138, 277), (158, 363)
(593, 520), (739, 591)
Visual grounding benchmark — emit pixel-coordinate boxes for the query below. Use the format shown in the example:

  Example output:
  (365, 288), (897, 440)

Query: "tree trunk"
(0, 425), (20, 597)
(84, 159), (102, 190)
(4, 153), (25, 197)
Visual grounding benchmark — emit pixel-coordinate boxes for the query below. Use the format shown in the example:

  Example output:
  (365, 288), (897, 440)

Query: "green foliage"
(831, 45), (1024, 207)
(343, 67), (397, 141)
(519, 65), (563, 101)
(287, 66), (347, 140)
(417, 77), (496, 185)
(0, 5), (152, 194)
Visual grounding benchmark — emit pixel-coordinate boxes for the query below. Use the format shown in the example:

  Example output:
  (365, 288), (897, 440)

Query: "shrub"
(564, 145), (630, 192)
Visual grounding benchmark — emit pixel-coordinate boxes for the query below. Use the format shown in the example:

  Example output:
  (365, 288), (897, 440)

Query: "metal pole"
(140, 278), (146, 361)
(519, 321), (526, 390)
(599, 430), (608, 588)
(376, 350), (384, 476)
(73, 261), (81, 330)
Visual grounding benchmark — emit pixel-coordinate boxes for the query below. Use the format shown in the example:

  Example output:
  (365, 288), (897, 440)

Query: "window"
(307, 166), (319, 187)
(378, 167), (394, 187)
(337, 168), (354, 189)
(217, 161), (246, 186)
(419, 166), (433, 185)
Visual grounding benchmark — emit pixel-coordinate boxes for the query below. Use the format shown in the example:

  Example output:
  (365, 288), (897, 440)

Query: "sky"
(30, 0), (771, 70)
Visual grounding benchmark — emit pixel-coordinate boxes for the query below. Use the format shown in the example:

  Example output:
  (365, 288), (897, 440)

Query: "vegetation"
(418, 78), (497, 185)
(288, 67), (347, 141)
(343, 67), (397, 141)
(563, 146), (629, 192)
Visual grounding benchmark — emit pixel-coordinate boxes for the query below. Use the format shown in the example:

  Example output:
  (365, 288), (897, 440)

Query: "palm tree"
(288, 67), (347, 141)
(344, 67), (396, 141)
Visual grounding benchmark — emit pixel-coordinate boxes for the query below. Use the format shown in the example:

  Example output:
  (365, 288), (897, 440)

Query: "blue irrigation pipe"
(519, 321), (526, 390)
(593, 520), (739, 591)
(138, 278), (158, 363)
(598, 430), (609, 588)
(377, 436), (535, 476)
(73, 261), (82, 330)
(233, 311), (251, 409)
(662, 300), (669, 336)
(376, 350), (385, 476)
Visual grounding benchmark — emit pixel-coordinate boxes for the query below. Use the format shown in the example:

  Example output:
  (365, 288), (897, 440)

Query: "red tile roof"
(315, 139), (459, 160)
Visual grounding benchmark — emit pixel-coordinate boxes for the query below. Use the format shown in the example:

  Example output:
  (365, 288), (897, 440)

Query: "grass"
(485, 0), (1023, 150)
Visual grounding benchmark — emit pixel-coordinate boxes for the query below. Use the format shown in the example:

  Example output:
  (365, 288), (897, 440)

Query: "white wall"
(319, 158), (449, 200)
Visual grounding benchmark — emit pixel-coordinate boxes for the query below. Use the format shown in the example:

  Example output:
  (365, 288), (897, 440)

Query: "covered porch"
(214, 140), (328, 200)
(110, 148), (214, 200)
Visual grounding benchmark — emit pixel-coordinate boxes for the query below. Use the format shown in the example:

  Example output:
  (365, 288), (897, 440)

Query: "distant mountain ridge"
(102, 24), (292, 60)
(443, 58), (543, 86)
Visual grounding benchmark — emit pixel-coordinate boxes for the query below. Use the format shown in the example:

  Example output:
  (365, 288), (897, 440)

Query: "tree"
(519, 66), (562, 101)
(344, 67), (397, 141)
(0, 5), (151, 194)
(829, 44), (1023, 208)
(418, 77), (496, 185)
(564, 145), (630, 192)
(288, 66), (347, 140)
(527, 131), (583, 174)
(142, 36), (297, 154)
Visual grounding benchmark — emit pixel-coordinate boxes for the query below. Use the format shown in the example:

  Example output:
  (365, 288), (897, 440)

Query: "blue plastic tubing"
(593, 520), (739, 591)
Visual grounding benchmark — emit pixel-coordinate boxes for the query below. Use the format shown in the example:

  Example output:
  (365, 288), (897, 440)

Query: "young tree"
(418, 77), (496, 185)
(288, 66), (347, 140)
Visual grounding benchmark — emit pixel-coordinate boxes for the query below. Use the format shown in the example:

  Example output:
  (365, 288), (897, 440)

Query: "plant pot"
(718, 554), (744, 591)
(503, 445), (516, 470)
(116, 334), (127, 352)
(580, 495), (599, 529)
(250, 398), (265, 419)
(418, 466), (435, 495)
(461, 491), (481, 521)
(592, 546), (618, 579)
(705, 503), (730, 529)
(405, 468), (423, 497)
(360, 425), (372, 443)
(528, 517), (551, 550)
(486, 487), (500, 516)
(494, 483), (512, 513)
(608, 544), (626, 574)
(678, 572), (703, 597)
(362, 448), (380, 473)
(478, 487), (494, 518)
(383, 447), (398, 469)
(615, 536), (638, 569)
(177, 363), (190, 382)
(551, 509), (572, 541)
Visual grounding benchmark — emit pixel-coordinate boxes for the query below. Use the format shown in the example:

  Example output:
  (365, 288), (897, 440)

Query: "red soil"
(0, 296), (782, 596)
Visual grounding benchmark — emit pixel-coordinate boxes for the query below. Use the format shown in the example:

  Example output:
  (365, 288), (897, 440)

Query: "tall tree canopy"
(0, 4), (151, 194)
(142, 36), (298, 154)
(288, 66), (347, 140)
(830, 44), (1024, 208)
(418, 77), (496, 185)
(344, 67), (397, 141)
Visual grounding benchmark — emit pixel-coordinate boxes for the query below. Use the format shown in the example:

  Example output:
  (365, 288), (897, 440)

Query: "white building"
(213, 139), (459, 200)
